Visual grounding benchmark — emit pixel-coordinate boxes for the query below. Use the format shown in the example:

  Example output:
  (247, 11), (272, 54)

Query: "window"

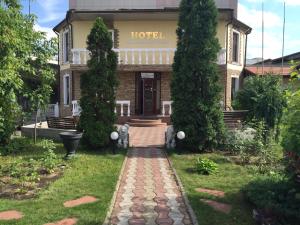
(63, 30), (69, 63)
(231, 77), (240, 100)
(108, 29), (114, 46)
(232, 32), (240, 63)
(63, 75), (70, 105)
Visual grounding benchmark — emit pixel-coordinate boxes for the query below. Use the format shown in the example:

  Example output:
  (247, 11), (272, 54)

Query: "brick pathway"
(129, 127), (166, 148)
(108, 148), (193, 225)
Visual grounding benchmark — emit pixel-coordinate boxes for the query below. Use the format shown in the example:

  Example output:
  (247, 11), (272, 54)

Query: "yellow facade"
(70, 19), (229, 50)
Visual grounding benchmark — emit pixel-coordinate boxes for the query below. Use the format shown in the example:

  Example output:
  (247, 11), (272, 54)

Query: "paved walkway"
(109, 148), (193, 225)
(129, 127), (166, 148)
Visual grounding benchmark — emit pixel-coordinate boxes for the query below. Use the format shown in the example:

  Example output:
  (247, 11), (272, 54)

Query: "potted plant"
(59, 131), (82, 159)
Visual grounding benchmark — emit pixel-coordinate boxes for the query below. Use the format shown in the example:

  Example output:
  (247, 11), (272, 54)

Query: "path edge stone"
(164, 150), (199, 225)
(102, 152), (128, 225)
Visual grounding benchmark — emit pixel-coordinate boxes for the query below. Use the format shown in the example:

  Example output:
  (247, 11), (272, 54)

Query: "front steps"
(127, 118), (167, 127)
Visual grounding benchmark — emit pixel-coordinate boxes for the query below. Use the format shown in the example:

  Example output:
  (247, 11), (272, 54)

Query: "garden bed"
(0, 137), (125, 225)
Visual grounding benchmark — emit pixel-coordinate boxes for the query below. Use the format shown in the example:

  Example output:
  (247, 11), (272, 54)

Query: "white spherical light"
(110, 131), (119, 140)
(177, 131), (185, 140)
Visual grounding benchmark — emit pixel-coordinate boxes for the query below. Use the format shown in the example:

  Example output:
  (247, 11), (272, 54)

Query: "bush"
(244, 175), (300, 224)
(40, 140), (58, 174)
(233, 75), (287, 137)
(282, 91), (300, 157)
(0, 137), (31, 156)
(195, 158), (218, 175)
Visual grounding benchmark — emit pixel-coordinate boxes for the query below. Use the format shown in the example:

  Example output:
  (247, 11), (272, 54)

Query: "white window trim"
(232, 30), (240, 64)
(63, 74), (70, 106)
(108, 29), (115, 45)
(63, 29), (69, 63)
(231, 75), (240, 94)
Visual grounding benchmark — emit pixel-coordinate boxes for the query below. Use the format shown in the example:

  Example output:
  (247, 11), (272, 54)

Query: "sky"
(21, 0), (300, 60)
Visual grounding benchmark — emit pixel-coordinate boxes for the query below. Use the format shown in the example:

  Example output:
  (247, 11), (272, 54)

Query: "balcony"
(70, 48), (227, 66)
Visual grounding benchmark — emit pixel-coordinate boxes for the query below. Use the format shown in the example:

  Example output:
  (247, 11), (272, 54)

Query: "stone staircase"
(127, 118), (167, 127)
(223, 110), (248, 129)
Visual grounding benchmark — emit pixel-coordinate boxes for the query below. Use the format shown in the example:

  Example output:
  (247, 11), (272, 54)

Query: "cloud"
(36, 0), (65, 23)
(238, 3), (286, 59)
(34, 24), (57, 39)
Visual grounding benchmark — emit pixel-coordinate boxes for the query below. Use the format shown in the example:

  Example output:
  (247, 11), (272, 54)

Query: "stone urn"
(59, 131), (82, 159)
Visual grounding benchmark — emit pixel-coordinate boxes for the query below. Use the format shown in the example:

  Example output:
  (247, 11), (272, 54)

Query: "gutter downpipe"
(244, 28), (252, 74)
(53, 29), (60, 111)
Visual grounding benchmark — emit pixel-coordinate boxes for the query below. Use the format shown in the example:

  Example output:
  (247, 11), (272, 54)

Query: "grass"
(169, 151), (257, 225)
(0, 139), (125, 225)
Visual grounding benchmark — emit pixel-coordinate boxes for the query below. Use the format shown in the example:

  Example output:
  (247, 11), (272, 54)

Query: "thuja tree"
(79, 18), (118, 148)
(171, 0), (225, 151)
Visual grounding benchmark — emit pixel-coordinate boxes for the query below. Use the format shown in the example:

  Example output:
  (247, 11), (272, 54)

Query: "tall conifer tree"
(79, 18), (118, 148)
(171, 0), (225, 151)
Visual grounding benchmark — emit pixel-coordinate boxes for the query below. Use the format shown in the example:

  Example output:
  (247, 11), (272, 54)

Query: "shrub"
(195, 158), (218, 175)
(282, 91), (300, 157)
(40, 140), (58, 173)
(0, 137), (31, 156)
(234, 75), (287, 138)
(244, 176), (300, 224)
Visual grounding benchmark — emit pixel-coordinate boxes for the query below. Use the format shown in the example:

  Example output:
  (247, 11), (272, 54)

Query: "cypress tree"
(171, 0), (225, 151)
(79, 18), (118, 148)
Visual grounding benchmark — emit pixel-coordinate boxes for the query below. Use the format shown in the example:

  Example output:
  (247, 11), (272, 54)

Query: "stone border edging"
(164, 150), (199, 225)
(102, 153), (128, 225)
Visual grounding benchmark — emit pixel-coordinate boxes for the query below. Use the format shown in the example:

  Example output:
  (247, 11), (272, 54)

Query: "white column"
(120, 103), (124, 117)
(127, 102), (130, 117)
(131, 49), (135, 64)
(138, 50), (142, 64)
(159, 50), (163, 64)
(145, 49), (149, 65)
(125, 50), (128, 64)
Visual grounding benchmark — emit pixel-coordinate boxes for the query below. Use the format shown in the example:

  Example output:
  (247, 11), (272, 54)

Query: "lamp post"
(110, 131), (119, 154)
(176, 131), (185, 149)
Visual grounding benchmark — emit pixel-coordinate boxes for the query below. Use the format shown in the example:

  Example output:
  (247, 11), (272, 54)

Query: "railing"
(162, 101), (173, 116)
(115, 100), (131, 117)
(71, 48), (227, 66)
(72, 100), (82, 117)
(46, 103), (59, 118)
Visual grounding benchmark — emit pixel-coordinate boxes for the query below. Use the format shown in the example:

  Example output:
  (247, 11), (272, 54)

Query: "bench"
(46, 117), (77, 130)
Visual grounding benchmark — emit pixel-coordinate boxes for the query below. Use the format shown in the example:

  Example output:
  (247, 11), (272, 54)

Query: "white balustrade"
(72, 100), (82, 116)
(71, 48), (227, 65)
(115, 100), (130, 117)
(71, 48), (90, 64)
(46, 103), (59, 117)
(162, 101), (173, 116)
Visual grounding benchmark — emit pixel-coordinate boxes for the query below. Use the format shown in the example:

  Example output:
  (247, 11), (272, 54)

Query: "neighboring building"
(53, 0), (251, 119)
(245, 52), (300, 87)
(246, 57), (263, 65)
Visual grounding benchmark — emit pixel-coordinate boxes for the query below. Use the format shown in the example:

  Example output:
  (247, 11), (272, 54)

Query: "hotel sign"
(131, 32), (166, 40)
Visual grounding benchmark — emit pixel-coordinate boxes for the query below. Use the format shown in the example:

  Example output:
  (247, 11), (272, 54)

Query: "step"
(129, 119), (162, 124)
(127, 122), (167, 127)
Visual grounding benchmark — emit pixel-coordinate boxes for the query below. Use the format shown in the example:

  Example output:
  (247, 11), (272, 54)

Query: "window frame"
(63, 30), (70, 63)
(63, 74), (70, 106)
(231, 75), (240, 100)
(232, 30), (240, 63)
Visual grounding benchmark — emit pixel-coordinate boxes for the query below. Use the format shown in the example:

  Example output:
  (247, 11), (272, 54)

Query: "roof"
(254, 51), (300, 66)
(245, 66), (291, 76)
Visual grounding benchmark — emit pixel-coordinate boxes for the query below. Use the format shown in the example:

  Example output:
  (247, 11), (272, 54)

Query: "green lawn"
(169, 152), (257, 225)
(0, 141), (125, 225)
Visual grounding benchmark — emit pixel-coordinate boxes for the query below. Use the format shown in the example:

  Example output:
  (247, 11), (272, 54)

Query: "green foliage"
(234, 75), (287, 137)
(0, 1), (56, 145)
(282, 90), (300, 156)
(171, 0), (225, 151)
(195, 157), (218, 175)
(40, 140), (58, 173)
(0, 137), (31, 156)
(244, 175), (300, 224)
(79, 18), (118, 148)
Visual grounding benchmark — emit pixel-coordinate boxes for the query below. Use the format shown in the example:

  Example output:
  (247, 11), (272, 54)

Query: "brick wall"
(116, 72), (136, 115)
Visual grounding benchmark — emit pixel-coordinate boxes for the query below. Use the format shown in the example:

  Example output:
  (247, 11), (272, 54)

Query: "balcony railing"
(70, 48), (227, 66)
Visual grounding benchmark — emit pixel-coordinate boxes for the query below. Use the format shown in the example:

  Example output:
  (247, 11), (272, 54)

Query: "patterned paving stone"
(200, 199), (232, 214)
(44, 218), (77, 225)
(109, 148), (193, 225)
(195, 188), (225, 198)
(0, 210), (23, 221)
(129, 127), (167, 147)
(63, 196), (98, 208)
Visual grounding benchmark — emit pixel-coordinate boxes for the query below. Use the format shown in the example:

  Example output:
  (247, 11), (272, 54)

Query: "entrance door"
(143, 78), (155, 115)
